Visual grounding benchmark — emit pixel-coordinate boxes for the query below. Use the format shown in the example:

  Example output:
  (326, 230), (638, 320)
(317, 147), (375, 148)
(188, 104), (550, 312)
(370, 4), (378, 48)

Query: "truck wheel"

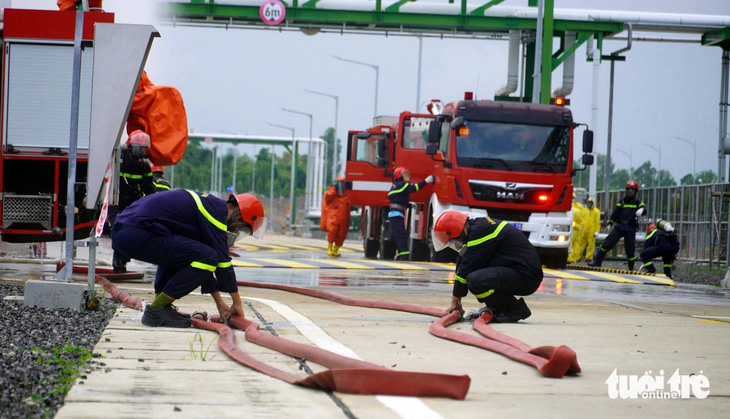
(379, 218), (396, 260)
(541, 251), (568, 269)
(364, 238), (379, 259)
(409, 238), (429, 261)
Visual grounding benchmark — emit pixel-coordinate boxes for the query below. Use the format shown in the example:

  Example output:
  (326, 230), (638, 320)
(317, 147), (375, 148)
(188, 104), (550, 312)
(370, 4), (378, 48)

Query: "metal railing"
(595, 183), (730, 267)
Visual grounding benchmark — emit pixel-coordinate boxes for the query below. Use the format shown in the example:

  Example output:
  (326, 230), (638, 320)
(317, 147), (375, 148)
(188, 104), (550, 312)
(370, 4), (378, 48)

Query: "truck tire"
(540, 250), (568, 269)
(379, 218), (396, 260)
(409, 238), (429, 261)
(364, 238), (379, 259)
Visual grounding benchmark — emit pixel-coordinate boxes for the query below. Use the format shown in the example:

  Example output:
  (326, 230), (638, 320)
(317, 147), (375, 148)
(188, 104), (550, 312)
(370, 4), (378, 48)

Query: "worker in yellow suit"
(582, 197), (601, 262)
(567, 194), (587, 263)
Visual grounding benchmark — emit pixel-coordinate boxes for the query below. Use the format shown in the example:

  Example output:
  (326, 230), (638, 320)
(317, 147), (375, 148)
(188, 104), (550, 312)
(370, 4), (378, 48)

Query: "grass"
(29, 344), (92, 406)
(182, 332), (219, 361)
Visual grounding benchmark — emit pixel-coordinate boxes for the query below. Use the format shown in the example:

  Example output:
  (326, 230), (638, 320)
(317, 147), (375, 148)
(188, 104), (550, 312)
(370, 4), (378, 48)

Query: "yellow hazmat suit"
(567, 200), (587, 263)
(582, 199), (601, 261)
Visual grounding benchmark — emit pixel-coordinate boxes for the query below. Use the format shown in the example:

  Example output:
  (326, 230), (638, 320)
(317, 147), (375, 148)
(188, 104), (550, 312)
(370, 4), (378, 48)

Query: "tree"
(681, 170), (717, 185)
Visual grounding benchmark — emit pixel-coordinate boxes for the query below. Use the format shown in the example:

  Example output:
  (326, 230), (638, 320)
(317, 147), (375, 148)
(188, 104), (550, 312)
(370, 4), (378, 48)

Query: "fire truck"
(0, 9), (114, 243)
(344, 94), (593, 268)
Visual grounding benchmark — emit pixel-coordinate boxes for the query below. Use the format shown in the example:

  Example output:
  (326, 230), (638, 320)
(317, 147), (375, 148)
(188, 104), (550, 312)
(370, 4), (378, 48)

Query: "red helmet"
(228, 193), (266, 239)
(128, 130), (150, 147)
(149, 164), (163, 173)
(646, 223), (657, 234)
(626, 180), (639, 191)
(432, 211), (469, 252)
(393, 167), (409, 180)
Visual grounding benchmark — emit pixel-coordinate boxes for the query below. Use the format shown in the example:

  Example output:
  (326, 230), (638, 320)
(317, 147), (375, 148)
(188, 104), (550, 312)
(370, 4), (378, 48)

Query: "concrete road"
(3, 234), (729, 418)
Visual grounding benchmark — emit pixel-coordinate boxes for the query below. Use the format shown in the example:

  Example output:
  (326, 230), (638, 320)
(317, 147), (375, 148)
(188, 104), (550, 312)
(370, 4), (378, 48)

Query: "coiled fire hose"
(94, 275), (470, 399)
(238, 280), (581, 379)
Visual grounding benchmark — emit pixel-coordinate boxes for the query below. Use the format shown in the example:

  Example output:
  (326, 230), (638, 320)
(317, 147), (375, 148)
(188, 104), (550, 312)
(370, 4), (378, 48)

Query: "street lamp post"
(304, 89), (339, 176)
(333, 55), (379, 118)
(615, 148), (633, 180)
(676, 136), (697, 183)
(280, 108), (314, 213)
(267, 122), (297, 233)
(642, 143), (662, 187)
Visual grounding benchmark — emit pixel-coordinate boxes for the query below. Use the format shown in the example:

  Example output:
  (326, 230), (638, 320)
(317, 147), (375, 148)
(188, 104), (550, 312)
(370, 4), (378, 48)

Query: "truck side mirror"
(426, 143), (438, 156)
(582, 154), (594, 166)
(377, 137), (387, 159)
(428, 120), (440, 143)
(357, 132), (371, 139)
(451, 116), (464, 129)
(582, 130), (593, 153)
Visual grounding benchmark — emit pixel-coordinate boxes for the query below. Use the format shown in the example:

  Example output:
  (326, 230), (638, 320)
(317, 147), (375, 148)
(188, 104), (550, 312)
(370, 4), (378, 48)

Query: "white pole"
(269, 145), (275, 232)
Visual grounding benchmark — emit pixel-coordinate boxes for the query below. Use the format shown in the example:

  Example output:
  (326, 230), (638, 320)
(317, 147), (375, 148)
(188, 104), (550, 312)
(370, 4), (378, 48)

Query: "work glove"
(635, 208), (645, 217)
(425, 175), (435, 184)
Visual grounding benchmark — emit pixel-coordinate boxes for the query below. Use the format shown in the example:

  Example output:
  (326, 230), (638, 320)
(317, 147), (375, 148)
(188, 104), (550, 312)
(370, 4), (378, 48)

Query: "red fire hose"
(238, 280), (581, 379)
(95, 275), (470, 399)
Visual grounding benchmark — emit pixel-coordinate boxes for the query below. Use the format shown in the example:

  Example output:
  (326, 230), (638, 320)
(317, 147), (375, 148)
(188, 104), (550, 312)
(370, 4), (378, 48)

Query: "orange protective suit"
(127, 72), (188, 166)
(320, 185), (351, 249)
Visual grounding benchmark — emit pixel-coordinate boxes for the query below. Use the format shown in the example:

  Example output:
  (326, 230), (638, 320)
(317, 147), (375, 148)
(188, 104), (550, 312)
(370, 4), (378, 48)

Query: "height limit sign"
(259, 0), (286, 26)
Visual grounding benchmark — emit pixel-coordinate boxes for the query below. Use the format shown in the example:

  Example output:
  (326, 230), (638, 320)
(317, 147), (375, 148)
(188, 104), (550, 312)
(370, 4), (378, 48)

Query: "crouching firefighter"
(640, 220), (680, 278)
(111, 190), (266, 328)
(432, 211), (543, 323)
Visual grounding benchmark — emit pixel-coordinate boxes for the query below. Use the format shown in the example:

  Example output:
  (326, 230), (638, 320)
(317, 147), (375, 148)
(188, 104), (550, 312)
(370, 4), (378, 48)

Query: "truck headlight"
(552, 224), (571, 233)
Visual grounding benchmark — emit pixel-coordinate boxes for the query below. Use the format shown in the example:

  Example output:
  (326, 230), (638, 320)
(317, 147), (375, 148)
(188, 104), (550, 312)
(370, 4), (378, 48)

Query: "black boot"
(628, 259), (635, 271)
(112, 251), (128, 274)
(587, 250), (606, 267)
(493, 298), (531, 323)
(663, 266), (672, 278)
(641, 261), (656, 273)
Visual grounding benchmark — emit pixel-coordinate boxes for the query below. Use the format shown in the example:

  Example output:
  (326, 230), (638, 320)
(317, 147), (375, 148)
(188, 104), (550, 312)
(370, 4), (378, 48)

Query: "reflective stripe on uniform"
(474, 288), (495, 299)
(467, 221), (507, 247)
(186, 190), (227, 232)
(121, 172), (152, 179)
(646, 229), (657, 240)
(455, 274), (467, 284)
(388, 182), (410, 196)
(154, 182), (171, 190)
(190, 261), (216, 271)
(218, 261), (232, 268)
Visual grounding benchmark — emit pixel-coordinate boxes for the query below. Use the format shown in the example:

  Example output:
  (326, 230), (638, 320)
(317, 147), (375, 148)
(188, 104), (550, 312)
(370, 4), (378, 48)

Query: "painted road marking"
(247, 296), (444, 419)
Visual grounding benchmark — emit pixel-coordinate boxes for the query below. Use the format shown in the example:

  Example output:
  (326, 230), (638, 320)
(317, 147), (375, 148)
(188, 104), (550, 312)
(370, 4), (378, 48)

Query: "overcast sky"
(18, 0), (730, 183)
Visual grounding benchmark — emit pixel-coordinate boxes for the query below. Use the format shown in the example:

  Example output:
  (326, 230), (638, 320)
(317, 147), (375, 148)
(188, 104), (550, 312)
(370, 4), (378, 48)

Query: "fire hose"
(94, 275), (470, 399)
(238, 280), (581, 379)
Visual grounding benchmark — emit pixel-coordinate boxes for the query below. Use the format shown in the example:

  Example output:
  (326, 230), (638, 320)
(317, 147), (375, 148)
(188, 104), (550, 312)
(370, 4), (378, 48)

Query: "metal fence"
(595, 183), (730, 267)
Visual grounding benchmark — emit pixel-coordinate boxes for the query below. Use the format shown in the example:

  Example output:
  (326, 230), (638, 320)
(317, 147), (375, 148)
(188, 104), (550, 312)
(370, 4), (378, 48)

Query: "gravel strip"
(0, 285), (118, 418)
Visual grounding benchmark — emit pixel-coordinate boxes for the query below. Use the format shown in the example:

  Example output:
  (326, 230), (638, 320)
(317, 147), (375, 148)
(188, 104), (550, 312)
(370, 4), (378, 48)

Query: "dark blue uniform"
(594, 195), (647, 270)
(387, 179), (428, 259)
(640, 228), (680, 277)
(454, 217), (543, 311)
(112, 189), (235, 298)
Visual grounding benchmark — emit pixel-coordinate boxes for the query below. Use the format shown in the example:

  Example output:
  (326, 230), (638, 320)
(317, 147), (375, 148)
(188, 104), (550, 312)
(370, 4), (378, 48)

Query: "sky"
(16, 0), (730, 184)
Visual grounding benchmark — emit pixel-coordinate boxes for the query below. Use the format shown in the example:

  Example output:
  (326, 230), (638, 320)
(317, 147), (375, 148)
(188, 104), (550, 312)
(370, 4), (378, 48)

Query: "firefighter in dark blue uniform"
(150, 163), (172, 193)
(432, 211), (543, 323)
(112, 130), (157, 273)
(640, 220), (680, 278)
(589, 180), (647, 270)
(112, 189), (266, 328)
(387, 167), (433, 260)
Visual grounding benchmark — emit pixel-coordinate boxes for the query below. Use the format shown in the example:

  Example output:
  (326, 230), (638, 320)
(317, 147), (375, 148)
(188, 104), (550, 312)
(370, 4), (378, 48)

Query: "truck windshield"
(455, 121), (570, 173)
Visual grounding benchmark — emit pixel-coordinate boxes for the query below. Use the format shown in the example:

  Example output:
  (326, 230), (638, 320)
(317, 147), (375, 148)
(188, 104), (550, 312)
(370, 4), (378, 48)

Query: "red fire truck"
(344, 94), (593, 268)
(0, 9), (114, 243)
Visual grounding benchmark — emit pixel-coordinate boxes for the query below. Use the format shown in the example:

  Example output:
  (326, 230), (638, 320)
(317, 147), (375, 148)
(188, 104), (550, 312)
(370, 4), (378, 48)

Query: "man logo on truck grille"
(497, 191), (525, 200)
(505, 182), (517, 190)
